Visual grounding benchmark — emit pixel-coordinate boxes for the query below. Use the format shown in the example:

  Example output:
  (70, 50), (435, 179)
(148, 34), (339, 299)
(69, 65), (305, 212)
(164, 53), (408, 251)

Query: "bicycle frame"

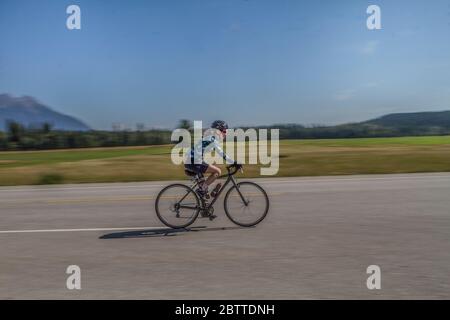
(205, 172), (246, 209)
(183, 166), (248, 210)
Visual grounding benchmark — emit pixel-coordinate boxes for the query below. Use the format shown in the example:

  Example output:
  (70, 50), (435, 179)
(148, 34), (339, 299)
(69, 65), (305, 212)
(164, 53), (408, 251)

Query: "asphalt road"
(0, 173), (449, 299)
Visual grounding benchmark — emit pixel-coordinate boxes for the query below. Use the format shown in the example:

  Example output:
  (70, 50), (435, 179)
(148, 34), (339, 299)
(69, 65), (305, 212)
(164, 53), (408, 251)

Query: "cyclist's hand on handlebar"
(233, 162), (242, 169)
(233, 162), (244, 173)
(226, 162), (243, 174)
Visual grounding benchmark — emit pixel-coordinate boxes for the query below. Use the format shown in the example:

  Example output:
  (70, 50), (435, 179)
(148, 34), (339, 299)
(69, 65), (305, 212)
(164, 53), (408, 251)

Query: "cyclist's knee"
(210, 166), (221, 177)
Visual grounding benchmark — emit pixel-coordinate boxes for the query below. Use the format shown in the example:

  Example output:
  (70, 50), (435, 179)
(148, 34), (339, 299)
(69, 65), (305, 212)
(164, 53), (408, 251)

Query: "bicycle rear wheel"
(155, 184), (200, 229)
(224, 182), (269, 227)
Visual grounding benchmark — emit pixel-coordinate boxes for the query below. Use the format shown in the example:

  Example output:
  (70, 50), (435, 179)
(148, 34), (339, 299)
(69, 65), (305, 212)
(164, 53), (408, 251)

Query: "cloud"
(332, 81), (380, 101)
(333, 89), (356, 101)
(362, 82), (379, 88)
(360, 40), (379, 55)
(332, 82), (380, 102)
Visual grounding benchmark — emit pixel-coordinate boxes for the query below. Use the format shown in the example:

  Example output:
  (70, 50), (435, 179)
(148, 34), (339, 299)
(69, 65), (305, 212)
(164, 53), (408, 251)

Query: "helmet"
(211, 120), (228, 132)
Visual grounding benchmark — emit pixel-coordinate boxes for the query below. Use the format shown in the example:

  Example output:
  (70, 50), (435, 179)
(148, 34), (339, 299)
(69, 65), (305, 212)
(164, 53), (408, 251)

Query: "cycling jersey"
(185, 134), (234, 165)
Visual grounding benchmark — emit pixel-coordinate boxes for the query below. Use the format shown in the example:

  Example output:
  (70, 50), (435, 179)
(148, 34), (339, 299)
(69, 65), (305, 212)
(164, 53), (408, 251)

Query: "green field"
(1, 136), (450, 186)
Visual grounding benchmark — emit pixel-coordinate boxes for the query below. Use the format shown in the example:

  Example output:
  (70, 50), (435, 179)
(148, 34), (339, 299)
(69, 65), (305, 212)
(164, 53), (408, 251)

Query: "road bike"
(155, 164), (269, 229)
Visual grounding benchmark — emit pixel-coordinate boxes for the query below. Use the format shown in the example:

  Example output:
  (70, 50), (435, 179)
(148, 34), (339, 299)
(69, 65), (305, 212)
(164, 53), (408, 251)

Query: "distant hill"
(364, 111), (450, 128)
(254, 110), (450, 139)
(0, 94), (90, 131)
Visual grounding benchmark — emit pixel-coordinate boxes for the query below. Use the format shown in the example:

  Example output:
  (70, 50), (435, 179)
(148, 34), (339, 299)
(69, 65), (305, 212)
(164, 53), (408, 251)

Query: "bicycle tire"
(224, 182), (269, 227)
(155, 184), (200, 229)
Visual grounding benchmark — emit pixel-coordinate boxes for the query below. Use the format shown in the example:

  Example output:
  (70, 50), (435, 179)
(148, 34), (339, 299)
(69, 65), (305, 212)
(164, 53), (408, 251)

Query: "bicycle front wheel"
(224, 182), (269, 227)
(155, 184), (200, 229)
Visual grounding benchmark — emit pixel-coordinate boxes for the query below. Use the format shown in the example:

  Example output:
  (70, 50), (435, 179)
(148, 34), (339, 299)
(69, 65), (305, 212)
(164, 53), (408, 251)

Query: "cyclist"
(184, 120), (239, 197)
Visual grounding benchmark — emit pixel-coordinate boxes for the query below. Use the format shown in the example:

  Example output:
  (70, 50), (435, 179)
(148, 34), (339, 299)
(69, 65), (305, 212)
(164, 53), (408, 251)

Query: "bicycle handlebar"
(226, 163), (243, 175)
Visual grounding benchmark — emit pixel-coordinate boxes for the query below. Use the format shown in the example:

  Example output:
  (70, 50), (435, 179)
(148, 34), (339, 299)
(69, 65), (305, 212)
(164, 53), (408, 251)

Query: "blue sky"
(1, 0), (450, 129)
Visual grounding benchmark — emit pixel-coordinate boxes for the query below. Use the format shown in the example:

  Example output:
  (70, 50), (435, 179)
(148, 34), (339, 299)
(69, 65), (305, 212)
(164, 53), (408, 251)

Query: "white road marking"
(0, 226), (167, 234)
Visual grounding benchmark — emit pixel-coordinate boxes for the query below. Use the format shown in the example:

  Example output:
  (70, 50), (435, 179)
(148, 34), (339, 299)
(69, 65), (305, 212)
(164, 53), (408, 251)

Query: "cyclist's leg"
(185, 162), (211, 192)
(204, 164), (221, 188)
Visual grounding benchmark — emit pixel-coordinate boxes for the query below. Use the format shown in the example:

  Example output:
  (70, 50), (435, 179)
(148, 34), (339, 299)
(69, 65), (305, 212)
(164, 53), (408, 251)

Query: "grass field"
(1, 136), (450, 186)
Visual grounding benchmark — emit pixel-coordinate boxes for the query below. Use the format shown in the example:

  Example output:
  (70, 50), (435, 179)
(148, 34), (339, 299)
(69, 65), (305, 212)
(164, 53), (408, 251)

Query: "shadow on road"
(99, 225), (248, 239)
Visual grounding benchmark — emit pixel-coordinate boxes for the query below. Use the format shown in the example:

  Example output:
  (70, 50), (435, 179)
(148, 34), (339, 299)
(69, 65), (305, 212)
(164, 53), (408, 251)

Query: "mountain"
(364, 111), (450, 128)
(0, 94), (90, 131)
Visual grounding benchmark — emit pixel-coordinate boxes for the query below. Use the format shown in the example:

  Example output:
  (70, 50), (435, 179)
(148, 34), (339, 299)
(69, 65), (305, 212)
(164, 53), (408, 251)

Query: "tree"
(7, 121), (24, 143)
(42, 122), (53, 134)
(177, 119), (192, 130)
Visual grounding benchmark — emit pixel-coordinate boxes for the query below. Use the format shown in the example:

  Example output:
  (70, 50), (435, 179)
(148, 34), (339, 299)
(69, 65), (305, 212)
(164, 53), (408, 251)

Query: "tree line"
(0, 121), (172, 151)
(1, 120), (450, 151)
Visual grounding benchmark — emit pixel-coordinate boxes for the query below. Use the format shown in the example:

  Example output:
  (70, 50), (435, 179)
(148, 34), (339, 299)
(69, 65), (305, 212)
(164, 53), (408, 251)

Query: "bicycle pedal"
(208, 214), (217, 221)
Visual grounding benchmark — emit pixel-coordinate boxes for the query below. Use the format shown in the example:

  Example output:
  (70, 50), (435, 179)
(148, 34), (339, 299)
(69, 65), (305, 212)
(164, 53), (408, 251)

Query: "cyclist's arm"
(212, 140), (235, 164)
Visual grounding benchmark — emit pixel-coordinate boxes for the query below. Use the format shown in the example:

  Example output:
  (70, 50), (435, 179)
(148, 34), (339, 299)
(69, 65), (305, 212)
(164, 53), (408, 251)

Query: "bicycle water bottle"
(211, 183), (222, 198)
